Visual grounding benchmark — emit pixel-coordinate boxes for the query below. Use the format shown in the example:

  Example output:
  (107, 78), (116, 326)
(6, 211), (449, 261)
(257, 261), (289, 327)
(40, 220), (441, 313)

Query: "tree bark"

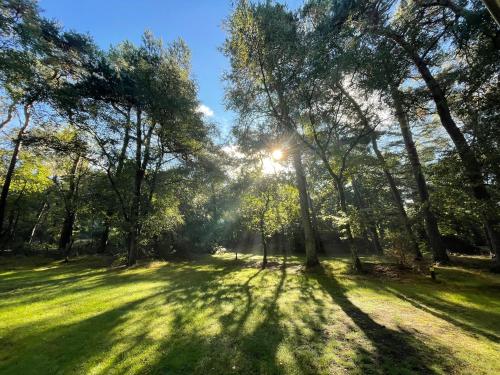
(404, 43), (500, 267)
(59, 212), (76, 258)
(0, 104), (15, 130)
(336, 177), (363, 270)
(29, 200), (48, 245)
(352, 179), (383, 255)
(58, 155), (81, 259)
(0, 104), (31, 236)
(308, 143), (363, 270)
(392, 88), (449, 263)
(291, 146), (319, 268)
(260, 220), (268, 268)
(128, 109), (143, 266)
(100, 107), (131, 253)
(308, 194), (325, 254)
(371, 134), (423, 259)
(481, 0), (500, 26)
(97, 223), (109, 254)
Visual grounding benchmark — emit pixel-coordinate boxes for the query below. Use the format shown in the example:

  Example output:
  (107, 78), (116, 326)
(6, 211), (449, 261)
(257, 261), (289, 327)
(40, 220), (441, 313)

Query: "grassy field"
(0, 254), (499, 375)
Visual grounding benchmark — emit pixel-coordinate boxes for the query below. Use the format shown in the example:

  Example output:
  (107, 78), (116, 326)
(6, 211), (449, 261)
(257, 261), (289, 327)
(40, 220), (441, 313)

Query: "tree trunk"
(336, 178), (363, 270)
(378, 31), (500, 265)
(371, 134), (423, 259)
(0, 103), (15, 130)
(128, 109), (143, 266)
(352, 179), (383, 255)
(0, 104), (30, 236)
(392, 88), (449, 263)
(310, 145), (363, 270)
(97, 221), (110, 254)
(128, 229), (137, 266)
(308, 194), (325, 254)
(9, 210), (20, 245)
(260, 221), (268, 268)
(291, 147), (319, 268)
(486, 222), (500, 271)
(100, 108), (131, 253)
(408, 51), (500, 268)
(481, 0), (500, 26)
(59, 211), (76, 258)
(29, 200), (48, 245)
(58, 155), (81, 258)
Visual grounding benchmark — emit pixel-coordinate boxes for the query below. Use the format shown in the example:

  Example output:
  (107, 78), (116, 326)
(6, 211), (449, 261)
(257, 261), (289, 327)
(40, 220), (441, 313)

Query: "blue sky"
(39, 0), (303, 141)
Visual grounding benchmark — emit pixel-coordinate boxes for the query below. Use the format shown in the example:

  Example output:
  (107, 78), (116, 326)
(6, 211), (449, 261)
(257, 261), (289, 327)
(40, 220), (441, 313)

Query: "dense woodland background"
(0, 0), (499, 272)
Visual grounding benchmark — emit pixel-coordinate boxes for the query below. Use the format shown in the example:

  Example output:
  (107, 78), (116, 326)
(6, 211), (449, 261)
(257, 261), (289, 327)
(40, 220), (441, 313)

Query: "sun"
(271, 149), (283, 160)
(262, 149), (284, 174)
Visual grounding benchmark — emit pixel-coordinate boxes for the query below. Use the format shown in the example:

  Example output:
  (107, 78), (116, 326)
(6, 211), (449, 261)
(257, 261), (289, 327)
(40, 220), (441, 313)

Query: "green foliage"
(240, 175), (299, 240)
(1, 0), (499, 267)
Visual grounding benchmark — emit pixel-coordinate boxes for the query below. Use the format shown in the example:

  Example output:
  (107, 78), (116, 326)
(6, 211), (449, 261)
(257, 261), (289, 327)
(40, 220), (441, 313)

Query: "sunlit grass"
(0, 254), (498, 374)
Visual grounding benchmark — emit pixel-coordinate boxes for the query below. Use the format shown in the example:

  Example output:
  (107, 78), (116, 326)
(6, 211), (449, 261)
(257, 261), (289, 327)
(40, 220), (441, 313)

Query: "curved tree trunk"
(371, 134), (423, 259)
(406, 48), (499, 268)
(392, 89), (449, 263)
(0, 104), (15, 130)
(0, 104), (31, 237)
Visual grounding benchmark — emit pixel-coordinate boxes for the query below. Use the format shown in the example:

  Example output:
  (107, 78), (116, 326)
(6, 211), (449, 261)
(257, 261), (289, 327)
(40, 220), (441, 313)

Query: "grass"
(0, 254), (499, 374)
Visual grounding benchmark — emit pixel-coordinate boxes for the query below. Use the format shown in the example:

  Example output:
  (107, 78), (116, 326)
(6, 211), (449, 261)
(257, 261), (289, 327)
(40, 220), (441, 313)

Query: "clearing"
(0, 255), (499, 374)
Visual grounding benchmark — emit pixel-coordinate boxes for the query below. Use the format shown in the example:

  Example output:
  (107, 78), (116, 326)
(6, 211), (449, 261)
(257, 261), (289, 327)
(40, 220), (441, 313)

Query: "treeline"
(223, 0), (500, 271)
(1, 0), (499, 271)
(0, 0), (223, 265)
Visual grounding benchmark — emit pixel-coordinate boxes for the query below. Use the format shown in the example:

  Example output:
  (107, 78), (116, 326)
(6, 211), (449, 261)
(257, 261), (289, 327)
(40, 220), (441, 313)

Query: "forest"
(0, 0), (499, 374)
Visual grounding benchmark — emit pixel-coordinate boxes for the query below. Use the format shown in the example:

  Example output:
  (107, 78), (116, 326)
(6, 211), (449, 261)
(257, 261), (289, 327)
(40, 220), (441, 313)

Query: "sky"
(39, 0), (303, 142)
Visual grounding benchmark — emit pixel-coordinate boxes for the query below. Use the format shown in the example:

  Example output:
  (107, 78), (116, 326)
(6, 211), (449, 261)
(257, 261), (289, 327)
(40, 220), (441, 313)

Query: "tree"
(64, 33), (209, 265)
(0, 1), (95, 237)
(240, 172), (299, 268)
(225, 0), (319, 267)
(352, 0), (499, 267)
(370, 133), (423, 259)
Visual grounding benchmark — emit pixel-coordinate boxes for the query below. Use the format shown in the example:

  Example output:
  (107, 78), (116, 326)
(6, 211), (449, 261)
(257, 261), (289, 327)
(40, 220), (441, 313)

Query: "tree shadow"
(0, 255), (483, 374)
(151, 263), (288, 374)
(306, 265), (461, 374)
(383, 287), (500, 343)
(0, 259), (242, 374)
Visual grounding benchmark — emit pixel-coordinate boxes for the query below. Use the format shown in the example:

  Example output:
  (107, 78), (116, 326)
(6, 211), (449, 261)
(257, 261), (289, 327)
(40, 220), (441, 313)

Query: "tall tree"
(371, 133), (423, 259)
(354, 0), (499, 267)
(0, 1), (95, 236)
(225, 1), (319, 267)
(66, 33), (208, 265)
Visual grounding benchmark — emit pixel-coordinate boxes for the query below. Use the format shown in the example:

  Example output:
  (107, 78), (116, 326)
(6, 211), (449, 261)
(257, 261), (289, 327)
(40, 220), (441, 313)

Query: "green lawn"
(0, 254), (499, 375)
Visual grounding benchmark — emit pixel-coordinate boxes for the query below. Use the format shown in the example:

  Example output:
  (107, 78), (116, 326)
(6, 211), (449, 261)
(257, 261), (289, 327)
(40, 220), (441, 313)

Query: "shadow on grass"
(1, 255), (492, 374)
(305, 265), (461, 374)
(152, 262), (289, 374)
(383, 286), (500, 343)
(0, 258), (241, 374)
